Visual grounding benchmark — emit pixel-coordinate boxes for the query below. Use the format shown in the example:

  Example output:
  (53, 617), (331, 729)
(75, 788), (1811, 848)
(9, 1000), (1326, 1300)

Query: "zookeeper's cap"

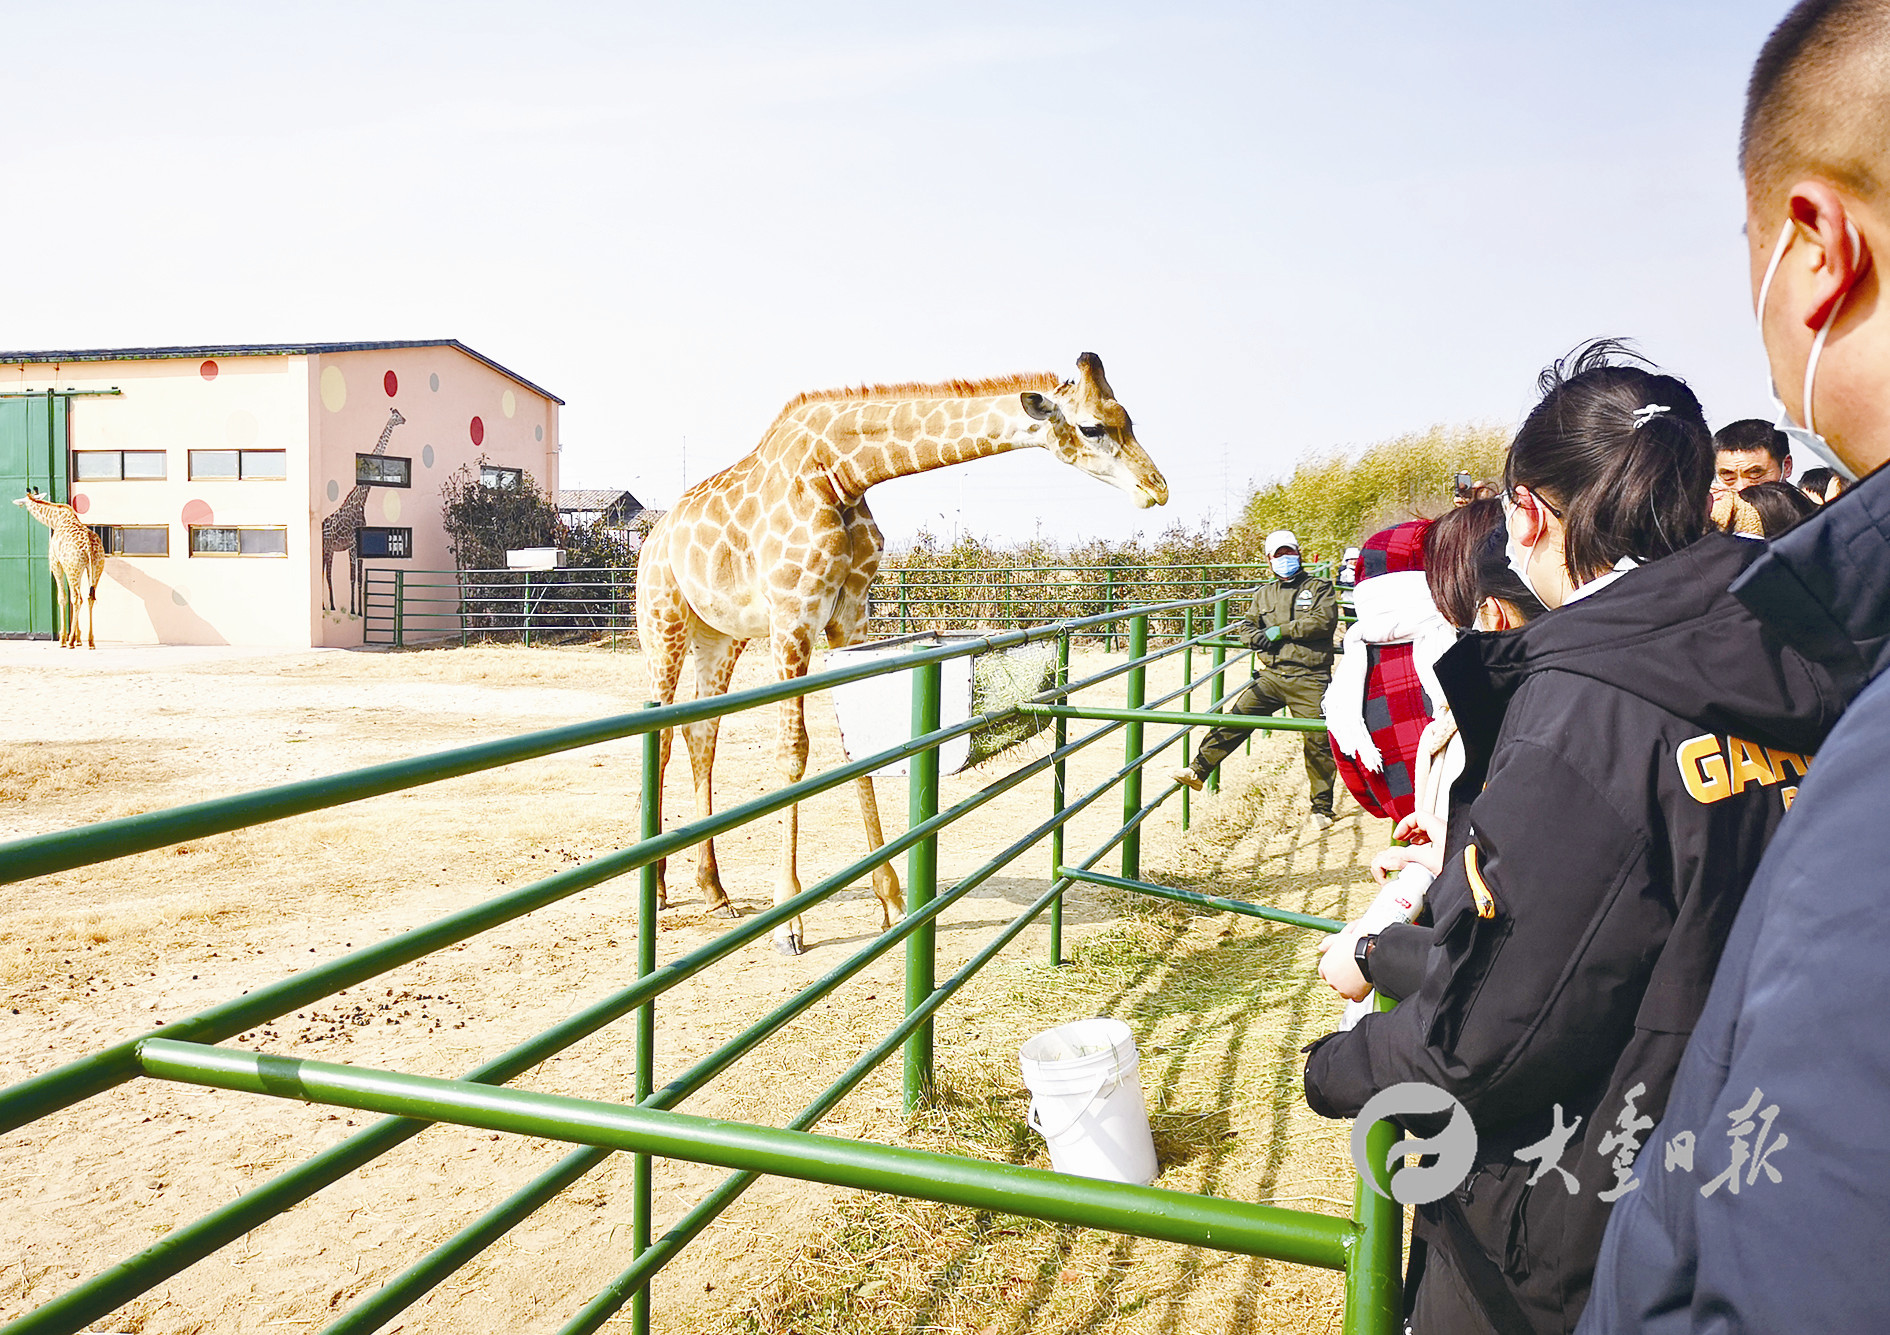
(1265, 530), (1299, 556)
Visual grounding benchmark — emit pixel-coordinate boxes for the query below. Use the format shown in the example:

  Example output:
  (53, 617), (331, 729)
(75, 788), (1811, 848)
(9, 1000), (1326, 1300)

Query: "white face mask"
(1502, 495), (1553, 608)
(1755, 218), (1860, 482)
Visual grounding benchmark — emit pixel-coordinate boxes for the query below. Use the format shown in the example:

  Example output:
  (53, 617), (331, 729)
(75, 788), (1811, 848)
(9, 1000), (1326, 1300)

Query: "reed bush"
(1234, 421), (1511, 560)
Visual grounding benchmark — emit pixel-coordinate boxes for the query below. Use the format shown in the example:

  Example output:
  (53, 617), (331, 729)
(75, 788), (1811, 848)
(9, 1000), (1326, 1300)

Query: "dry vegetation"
(0, 640), (1387, 1334)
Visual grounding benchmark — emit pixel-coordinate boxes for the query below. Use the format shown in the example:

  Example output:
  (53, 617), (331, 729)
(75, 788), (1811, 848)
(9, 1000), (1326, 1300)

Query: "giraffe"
(322, 408), (406, 615)
(13, 488), (106, 649)
(636, 353), (1168, 954)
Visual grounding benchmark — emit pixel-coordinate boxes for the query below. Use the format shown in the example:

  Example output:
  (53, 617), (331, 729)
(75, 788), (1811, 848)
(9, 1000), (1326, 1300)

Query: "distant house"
(0, 339), (561, 647)
(556, 488), (644, 528)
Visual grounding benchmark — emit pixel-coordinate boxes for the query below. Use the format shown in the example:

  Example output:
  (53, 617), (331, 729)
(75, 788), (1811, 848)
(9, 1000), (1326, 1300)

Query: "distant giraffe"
(322, 408), (405, 614)
(13, 488), (106, 649)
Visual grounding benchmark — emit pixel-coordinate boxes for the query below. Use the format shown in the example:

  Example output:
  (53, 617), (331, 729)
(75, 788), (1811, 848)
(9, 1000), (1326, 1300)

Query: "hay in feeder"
(958, 641), (1057, 771)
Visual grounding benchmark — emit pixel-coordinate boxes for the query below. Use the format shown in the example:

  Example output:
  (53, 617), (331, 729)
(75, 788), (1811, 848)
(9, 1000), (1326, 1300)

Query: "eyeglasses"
(1505, 485), (1563, 520)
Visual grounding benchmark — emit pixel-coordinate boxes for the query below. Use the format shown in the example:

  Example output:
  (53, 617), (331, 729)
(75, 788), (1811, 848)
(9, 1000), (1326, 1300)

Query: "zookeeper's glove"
(1264, 626), (1284, 643)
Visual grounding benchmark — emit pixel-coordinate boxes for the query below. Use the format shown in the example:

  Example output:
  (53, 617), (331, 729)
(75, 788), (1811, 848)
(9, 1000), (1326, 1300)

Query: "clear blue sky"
(2, 1), (1790, 545)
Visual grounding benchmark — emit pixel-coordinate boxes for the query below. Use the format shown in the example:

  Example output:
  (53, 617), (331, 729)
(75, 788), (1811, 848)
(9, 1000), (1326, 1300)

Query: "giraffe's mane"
(772, 372), (1061, 424)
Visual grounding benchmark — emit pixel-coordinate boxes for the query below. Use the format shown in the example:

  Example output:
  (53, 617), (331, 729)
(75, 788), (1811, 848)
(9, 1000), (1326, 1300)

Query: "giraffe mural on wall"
(13, 488), (106, 649)
(636, 353), (1168, 954)
(322, 408), (405, 615)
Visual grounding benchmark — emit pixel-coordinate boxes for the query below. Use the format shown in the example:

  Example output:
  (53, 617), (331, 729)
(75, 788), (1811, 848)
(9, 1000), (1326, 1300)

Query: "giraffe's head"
(1019, 354), (1168, 508)
(14, 487), (46, 510)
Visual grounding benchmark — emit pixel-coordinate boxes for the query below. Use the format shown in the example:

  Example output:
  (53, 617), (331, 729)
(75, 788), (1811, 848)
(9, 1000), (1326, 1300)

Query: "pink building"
(0, 341), (561, 647)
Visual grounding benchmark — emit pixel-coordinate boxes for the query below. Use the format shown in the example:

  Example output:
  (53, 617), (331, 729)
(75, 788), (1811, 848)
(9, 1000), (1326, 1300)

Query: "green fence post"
(521, 570), (533, 648)
(1180, 604), (1193, 831)
(631, 706), (661, 1334)
(392, 570), (405, 650)
(904, 659), (942, 1111)
(1121, 614), (1147, 881)
(1209, 593), (1229, 795)
(1048, 630), (1070, 966)
(1342, 993), (1406, 1335)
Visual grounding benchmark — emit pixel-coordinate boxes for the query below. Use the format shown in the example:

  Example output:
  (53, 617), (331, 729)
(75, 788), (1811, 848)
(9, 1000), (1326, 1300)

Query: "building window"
(87, 524), (170, 556)
(73, 450), (167, 480)
(189, 525), (289, 557)
(481, 465), (523, 489)
(357, 527), (413, 559)
(357, 454), (411, 487)
(189, 449), (289, 480)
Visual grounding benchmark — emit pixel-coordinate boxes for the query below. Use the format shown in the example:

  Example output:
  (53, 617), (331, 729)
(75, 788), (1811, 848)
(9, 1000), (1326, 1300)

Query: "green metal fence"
(0, 594), (1402, 1335)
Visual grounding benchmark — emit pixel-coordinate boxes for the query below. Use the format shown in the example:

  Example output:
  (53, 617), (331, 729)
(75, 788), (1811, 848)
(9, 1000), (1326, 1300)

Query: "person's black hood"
(1732, 458), (1890, 684)
(1439, 532), (1853, 760)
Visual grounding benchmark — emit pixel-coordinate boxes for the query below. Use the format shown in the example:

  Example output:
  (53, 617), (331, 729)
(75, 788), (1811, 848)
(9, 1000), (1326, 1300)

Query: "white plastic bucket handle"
(1026, 1069), (1117, 1141)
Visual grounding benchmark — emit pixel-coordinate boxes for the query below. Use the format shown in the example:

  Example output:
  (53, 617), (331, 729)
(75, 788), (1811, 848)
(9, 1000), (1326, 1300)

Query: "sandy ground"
(0, 638), (1383, 1334)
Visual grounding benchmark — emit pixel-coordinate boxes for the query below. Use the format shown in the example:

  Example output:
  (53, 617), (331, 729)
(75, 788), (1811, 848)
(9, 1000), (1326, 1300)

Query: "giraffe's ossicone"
(635, 353), (1167, 955)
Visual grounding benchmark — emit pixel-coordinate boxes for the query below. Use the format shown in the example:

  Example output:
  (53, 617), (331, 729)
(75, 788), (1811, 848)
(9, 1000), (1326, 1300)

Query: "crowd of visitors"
(1281, 3), (1890, 1329)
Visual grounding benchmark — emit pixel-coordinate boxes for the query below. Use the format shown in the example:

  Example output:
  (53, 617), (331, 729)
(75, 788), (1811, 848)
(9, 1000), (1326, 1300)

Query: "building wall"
(308, 348), (559, 648)
(8, 345), (559, 648)
(59, 355), (314, 646)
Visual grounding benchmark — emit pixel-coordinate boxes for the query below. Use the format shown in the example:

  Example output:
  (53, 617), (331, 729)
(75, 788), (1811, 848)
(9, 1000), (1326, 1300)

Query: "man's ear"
(1020, 391), (1057, 421)
(1781, 453), (1794, 479)
(1787, 181), (1872, 330)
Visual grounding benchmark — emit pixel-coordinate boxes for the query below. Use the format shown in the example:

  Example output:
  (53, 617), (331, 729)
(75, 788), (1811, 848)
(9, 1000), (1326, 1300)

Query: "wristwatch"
(1354, 932), (1379, 987)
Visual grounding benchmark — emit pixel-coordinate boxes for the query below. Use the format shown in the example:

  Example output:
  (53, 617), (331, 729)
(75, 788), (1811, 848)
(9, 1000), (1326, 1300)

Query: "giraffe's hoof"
(773, 932), (803, 957)
(710, 902), (741, 920)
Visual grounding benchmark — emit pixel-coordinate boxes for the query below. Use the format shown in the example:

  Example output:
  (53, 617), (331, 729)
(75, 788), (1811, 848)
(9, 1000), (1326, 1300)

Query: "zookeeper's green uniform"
(1186, 571), (1338, 815)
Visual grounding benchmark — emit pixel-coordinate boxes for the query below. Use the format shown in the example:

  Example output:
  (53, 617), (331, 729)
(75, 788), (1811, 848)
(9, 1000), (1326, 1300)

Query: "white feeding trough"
(827, 632), (1057, 778)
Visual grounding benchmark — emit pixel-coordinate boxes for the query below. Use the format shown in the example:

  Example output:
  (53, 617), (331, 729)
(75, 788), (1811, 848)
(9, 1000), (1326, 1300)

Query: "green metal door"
(0, 394), (70, 638)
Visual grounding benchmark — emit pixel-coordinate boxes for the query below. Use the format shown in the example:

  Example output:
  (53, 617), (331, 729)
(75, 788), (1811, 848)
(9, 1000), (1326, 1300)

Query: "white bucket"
(1018, 1017), (1158, 1185)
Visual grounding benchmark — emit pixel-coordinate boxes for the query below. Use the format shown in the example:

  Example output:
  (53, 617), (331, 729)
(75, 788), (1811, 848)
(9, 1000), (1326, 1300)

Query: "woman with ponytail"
(1303, 341), (1850, 1334)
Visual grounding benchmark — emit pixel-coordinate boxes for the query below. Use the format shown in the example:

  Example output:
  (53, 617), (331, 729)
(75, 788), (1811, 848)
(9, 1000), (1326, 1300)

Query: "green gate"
(0, 393), (69, 639)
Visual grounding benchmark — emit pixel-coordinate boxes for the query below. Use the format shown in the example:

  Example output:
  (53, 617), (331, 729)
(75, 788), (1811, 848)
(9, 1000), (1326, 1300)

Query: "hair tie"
(1630, 404), (1671, 428)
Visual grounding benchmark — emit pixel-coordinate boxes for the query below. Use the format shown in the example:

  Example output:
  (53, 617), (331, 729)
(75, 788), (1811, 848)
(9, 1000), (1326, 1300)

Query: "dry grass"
(716, 734), (1379, 1335)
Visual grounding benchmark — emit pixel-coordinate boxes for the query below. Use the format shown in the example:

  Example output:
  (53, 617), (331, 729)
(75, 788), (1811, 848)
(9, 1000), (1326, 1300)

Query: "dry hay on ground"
(0, 641), (1387, 1335)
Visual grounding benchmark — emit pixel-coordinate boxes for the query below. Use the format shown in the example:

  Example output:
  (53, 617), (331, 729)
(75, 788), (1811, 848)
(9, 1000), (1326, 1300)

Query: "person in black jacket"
(1581, 3), (1890, 1328)
(1301, 342), (1849, 1335)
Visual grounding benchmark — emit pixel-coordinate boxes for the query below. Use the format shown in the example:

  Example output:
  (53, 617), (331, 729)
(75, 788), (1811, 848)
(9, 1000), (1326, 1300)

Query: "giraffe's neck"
(812, 394), (1041, 499)
(20, 498), (74, 532)
(370, 414), (400, 457)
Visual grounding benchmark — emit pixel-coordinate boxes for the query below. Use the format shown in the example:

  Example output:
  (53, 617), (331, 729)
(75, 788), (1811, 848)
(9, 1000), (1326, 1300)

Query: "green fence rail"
(0, 592), (1402, 1335)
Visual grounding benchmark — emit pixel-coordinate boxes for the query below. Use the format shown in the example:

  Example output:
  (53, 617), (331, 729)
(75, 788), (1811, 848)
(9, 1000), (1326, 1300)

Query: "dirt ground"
(0, 638), (1388, 1334)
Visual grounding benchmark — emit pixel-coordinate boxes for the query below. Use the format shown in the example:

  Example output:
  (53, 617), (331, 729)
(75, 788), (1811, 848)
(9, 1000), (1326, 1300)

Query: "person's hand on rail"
(1317, 921), (1374, 1002)
(1369, 812), (1446, 884)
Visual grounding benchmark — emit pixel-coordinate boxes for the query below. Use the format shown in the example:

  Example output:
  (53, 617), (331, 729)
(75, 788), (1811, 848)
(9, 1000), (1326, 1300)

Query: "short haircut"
(1714, 418), (1790, 465)
(1799, 465), (1842, 495)
(1505, 339), (1714, 583)
(1742, 479), (1821, 535)
(1743, 0), (1890, 210)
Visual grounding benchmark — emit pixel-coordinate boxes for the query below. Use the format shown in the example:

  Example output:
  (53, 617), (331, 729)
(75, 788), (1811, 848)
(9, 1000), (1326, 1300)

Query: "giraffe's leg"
(84, 559), (99, 649)
(52, 566), (72, 648)
(681, 630), (745, 917)
(853, 777), (905, 928)
(322, 547), (335, 612)
(640, 598), (691, 914)
(770, 626), (816, 955)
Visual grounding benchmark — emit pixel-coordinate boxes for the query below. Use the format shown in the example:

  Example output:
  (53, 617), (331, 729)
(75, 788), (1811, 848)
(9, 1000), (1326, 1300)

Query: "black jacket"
(1302, 533), (1851, 1334)
(1241, 573), (1337, 674)
(1579, 467), (1889, 1335)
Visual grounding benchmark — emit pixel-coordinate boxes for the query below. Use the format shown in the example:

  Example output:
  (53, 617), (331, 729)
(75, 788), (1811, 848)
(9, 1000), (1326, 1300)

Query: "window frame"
(187, 525), (291, 558)
(356, 453), (412, 488)
(481, 465), (524, 490)
(72, 450), (168, 481)
(188, 449), (290, 480)
(87, 524), (171, 557)
(356, 526), (414, 559)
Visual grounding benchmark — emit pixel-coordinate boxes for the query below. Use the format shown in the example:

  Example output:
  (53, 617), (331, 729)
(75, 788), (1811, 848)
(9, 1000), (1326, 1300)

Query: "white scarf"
(1321, 570), (1455, 771)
